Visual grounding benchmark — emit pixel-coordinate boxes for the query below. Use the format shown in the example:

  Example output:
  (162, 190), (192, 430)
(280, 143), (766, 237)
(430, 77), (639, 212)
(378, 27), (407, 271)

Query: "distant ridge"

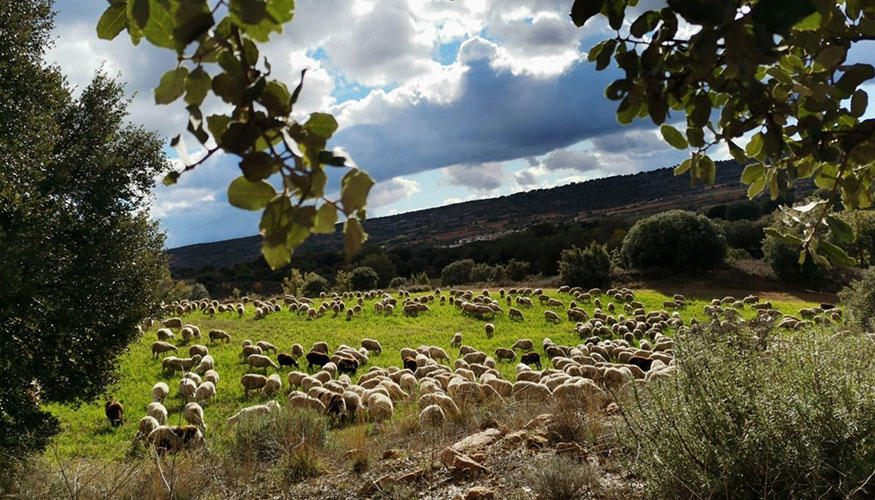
(168, 160), (752, 271)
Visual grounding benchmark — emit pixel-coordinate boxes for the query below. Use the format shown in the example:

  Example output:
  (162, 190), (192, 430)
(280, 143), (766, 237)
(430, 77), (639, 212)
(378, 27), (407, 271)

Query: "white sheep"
(195, 381), (216, 403)
(193, 355), (215, 374)
(419, 404), (446, 428)
(450, 332), (462, 347)
(263, 373), (282, 396)
(183, 402), (206, 432)
(247, 354), (279, 372)
(227, 400), (281, 425)
(134, 415), (160, 444)
(151, 382), (169, 402)
(361, 338), (383, 354)
(156, 328), (174, 341)
(146, 401), (167, 425)
(204, 369), (219, 386)
(367, 393), (393, 422)
(178, 378), (197, 403)
(152, 342), (178, 359)
(241, 374), (267, 397)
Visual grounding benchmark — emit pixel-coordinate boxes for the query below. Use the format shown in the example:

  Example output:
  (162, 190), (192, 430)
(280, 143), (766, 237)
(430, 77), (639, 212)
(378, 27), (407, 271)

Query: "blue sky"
(45, 1), (874, 248)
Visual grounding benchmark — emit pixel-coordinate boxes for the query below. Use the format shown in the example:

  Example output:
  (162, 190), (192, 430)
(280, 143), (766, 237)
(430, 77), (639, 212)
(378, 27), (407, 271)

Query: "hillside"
(168, 161), (761, 272)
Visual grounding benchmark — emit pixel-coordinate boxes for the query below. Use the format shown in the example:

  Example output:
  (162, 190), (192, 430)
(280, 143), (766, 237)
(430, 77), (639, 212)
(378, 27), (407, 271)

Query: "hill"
(168, 161), (758, 272)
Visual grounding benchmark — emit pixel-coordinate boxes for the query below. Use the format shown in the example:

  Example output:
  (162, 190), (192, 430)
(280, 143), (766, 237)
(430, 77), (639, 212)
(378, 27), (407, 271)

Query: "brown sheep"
(208, 329), (231, 343)
(402, 356), (418, 373)
(105, 400), (124, 427)
(337, 357), (359, 376)
(278, 353), (300, 369)
(306, 351), (330, 372)
(520, 352), (541, 370)
(494, 348), (516, 362)
(147, 425), (205, 454)
(151, 341), (178, 359)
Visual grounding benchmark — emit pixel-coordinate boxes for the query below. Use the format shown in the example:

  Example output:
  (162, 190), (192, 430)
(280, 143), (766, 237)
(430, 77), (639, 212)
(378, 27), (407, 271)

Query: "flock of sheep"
(112, 285), (835, 454)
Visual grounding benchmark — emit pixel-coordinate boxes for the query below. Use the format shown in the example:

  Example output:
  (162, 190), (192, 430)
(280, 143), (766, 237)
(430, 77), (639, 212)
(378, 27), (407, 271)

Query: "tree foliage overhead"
(1, 0), (169, 468)
(97, 0), (375, 269)
(572, 0), (874, 266)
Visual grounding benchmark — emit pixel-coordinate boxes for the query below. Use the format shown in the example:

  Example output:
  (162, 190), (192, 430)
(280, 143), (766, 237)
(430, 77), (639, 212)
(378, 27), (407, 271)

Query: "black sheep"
(306, 350), (330, 372)
(278, 353), (300, 369)
(628, 356), (654, 372)
(337, 357), (358, 376)
(105, 400), (124, 427)
(520, 351), (541, 370)
(403, 356), (418, 372)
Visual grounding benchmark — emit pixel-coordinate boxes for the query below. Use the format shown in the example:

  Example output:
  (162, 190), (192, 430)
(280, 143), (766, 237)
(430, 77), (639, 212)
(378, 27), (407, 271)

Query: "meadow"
(48, 287), (821, 459)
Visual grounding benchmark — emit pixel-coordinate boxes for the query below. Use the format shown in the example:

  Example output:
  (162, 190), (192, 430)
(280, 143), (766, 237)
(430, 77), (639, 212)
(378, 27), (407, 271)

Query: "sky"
(45, 1), (874, 248)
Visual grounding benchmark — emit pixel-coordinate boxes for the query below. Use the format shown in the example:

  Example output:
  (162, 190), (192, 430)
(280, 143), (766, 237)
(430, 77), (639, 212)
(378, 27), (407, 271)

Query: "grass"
(46, 288), (821, 459)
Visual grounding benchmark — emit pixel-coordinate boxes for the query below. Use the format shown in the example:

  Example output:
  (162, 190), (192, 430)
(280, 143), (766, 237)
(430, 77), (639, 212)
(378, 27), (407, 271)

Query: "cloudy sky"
(45, 1), (873, 248)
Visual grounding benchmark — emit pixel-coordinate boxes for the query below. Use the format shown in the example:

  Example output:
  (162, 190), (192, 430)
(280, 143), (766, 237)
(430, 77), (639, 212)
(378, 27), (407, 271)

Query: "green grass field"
(47, 288), (821, 459)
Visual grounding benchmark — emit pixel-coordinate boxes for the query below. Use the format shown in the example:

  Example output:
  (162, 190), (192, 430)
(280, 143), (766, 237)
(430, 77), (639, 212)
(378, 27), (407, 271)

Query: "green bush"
(491, 264), (506, 283)
(282, 269), (305, 296)
(839, 266), (875, 331)
(621, 210), (726, 271)
(526, 455), (599, 500)
(505, 259), (530, 281)
(349, 266), (379, 291)
(441, 259), (475, 286)
(410, 271), (430, 286)
(762, 233), (830, 289)
(724, 199), (763, 221)
(714, 217), (768, 258)
(625, 327), (875, 499)
(558, 243), (612, 288)
(359, 253), (397, 288)
(469, 262), (494, 283)
(388, 276), (407, 289)
(302, 272), (329, 296)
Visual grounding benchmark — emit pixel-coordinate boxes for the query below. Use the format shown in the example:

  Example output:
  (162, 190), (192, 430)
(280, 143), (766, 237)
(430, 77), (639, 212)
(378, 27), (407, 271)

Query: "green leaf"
(97, 4), (127, 40)
(305, 112), (338, 139)
(728, 141), (746, 164)
(660, 125), (688, 150)
(143, 0), (175, 48)
(819, 239), (856, 267)
(343, 217), (367, 260)
(174, 0), (214, 51)
(266, 0), (295, 25)
(836, 64), (875, 96)
(228, 176), (276, 210)
(746, 133), (764, 158)
(154, 67), (188, 104)
(207, 114), (231, 142)
(747, 175), (766, 198)
(184, 66), (211, 106)
(826, 215), (855, 243)
(741, 163), (765, 184)
(340, 169), (374, 215)
(261, 80), (292, 114)
(793, 11), (821, 30)
(230, 0), (268, 24)
(240, 152), (276, 181)
(570, 0), (604, 27)
(815, 46), (845, 70)
(131, 0), (149, 29)
(689, 94), (711, 128)
(313, 203), (338, 234)
(699, 155), (716, 185)
(674, 158), (692, 176)
(851, 89), (868, 117)
(259, 195), (295, 269)
(163, 171), (180, 186)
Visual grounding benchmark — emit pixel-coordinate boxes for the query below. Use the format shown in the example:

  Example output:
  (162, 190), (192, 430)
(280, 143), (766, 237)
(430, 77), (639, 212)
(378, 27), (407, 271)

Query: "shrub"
(469, 262), (494, 283)
(359, 253), (397, 288)
(558, 242), (612, 288)
(714, 217), (769, 257)
(839, 210), (875, 267)
(839, 266), (875, 331)
(625, 327), (875, 499)
(505, 259), (530, 281)
(282, 269), (305, 296)
(491, 264), (506, 283)
(621, 210), (726, 271)
(410, 271), (430, 286)
(526, 455), (599, 500)
(762, 233), (830, 289)
(333, 269), (353, 292)
(725, 199), (763, 221)
(302, 272), (329, 296)
(441, 259), (475, 286)
(726, 247), (753, 263)
(349, 266), (379, 291)
(388, 276), (407, 289)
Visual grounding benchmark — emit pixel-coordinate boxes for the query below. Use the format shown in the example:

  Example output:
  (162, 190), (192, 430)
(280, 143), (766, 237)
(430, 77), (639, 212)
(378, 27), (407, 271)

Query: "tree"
(97, 0), (374, 270)
(470, 262), (495, 283)
(571, 0), (873, 264)
(302, 272), (329, 296)
(763, 232), (831, 289)
(559, 243), (613, 288)
(349, 266), (379, 291)
(441, 259), (475, 286)
(359, 253), (397, 288)
(281, 269), (305, 296)
(389, 276), (407, 289)
(1, 0), (169, 472)
(714, 217), (770, 258)
(621, 210), (727, 271)
(725, 200), (763, 221)
(839, 211), (875, 267)
(505, 259), (530, 282)
(333, 269), (353, 292)
(839, 266), (875, 331)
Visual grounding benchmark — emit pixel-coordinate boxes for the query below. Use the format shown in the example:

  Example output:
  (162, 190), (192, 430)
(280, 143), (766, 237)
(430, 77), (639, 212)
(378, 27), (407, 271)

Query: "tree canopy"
(571, 0), (875, 269)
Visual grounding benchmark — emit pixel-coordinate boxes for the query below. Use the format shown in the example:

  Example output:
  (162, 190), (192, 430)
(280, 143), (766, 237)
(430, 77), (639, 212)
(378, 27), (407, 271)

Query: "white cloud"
(443, 162), (505, 191)
(368, 177), (422, 209)
(515, 169), (539, 187)
(541, 148), (604, 172)
(150, 188), (217, 219)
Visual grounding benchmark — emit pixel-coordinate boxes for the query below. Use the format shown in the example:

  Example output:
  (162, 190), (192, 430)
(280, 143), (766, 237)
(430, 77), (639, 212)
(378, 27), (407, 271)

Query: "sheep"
(208, 329), (231, 343)
(227, 400), (281, 425)
(306, 351), (330, 372)
(511, 339), (534, 352)
(151, 382), (169, 402)
(179, 378), (197, 402)
(419, 404), (446, 428)
(544, 310), (561, 323)
(512, 381), (552, 403)
(241, 374), (268, 397)
(146, 402), (167, 425)
(311, 341), (329, 354)
(157, 328), (174, 341)
(361, 338), (383, 354)
(508, 307), (524, 321)
(147, 425), (205, 454)
(105, 400), (124, 427)
(602, 367), (632, 392)
(257, 341), (278, 354)
(242, 345), (263, 359)
(189, 344), (209, 358)
(195, 381), (216, 403)
(367, 393), (394, 422)
(151, 341), (178, 359)
(278, 353), (300, 369)
(247, 354), (279, 372)
(520, 351), (542, 370)
(192, 354), (215, 374)
(494, 348), (516, 362)
(291, 343), (305, 359)
(134, 415), (160, 445)
(263, 374), (282, 396)
(484, 323), (495, 338)
(450, 332), (462, 347)
(162, 318), (183, 329)
(428, 346), (450, 364)
(462, 351), (487, 365)
(337, 357), (359, 376)
(204, 369), (220, 386)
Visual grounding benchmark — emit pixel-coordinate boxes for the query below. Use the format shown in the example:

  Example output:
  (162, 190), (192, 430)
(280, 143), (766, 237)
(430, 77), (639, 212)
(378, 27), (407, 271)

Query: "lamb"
(105, 400), (124, 427)
(179, 378), (197, 402)
(227, 400), (281, 425)
(195, 381), (216, 403)
(511, 339), (534, 351)
(247, 354), (280, 372)
(208, 329), (231, 343)
(151, 341), (178, 359)
(419, 404), (446, 428)
(146, 402), (167, 425)
(189, 344), (209, 358)
(151, 382), (169, 402)
(134, 415), (160, 445)
(157, 328), (174, 341)
(484, 323), (495, 338)
(494, 348), (516, 362)
(367, 393), (394, 422)
(361, 338), (383, 354)
(241, 374), (268, 397)
(278, 353), (300, 369)
(263, 374), (282, 396)
(147, 425), (205, 454)
(450, 332), (462, 347)
(544, 310), (561, 323)
(257, 340), (278, 354)
(162, 318), (183, 329)
(520, 351), (542, 370)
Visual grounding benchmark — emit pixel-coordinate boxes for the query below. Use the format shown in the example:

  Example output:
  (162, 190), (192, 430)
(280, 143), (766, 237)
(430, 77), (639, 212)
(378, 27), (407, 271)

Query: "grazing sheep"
(263, 374), (282, 396)
(193, 355), (215, 374)
(146, 402), (167, 425)
(241, 374), (268, 397)
(147, 425), (205, 454)
(494, 348), (516, 362)
(291, 343), (305, 359)
(208, 329), (231, 343)
(450, 332), (462, 347)
(278, 353), (300, 369)
(227, 400), (281, 425)
(188, 344), (209, 358)
(195, 381), (216, 403)
(311, 342), (329, 354)
(361, 338), (383, 354)
(151, 382), (169, 402)
(428, 346), (450, 364)
(367, 393), (394, 422)
(420, 404), (446, 428)
(484, 323), (495, 338)
(242, 345), (263, 359)
(105, 400), (124, 428)
(247, 354), (279, 372)
(508, 307), (524, 321)
(306, 351), (331, 372)
(162, 318), (183, 329)
(512, 381), (552, 403)
(520, 351), (542, 370)
(134, 415), (160, 445)
(462, 351), (487, 365)
(157, 328), (174, 341)
(204, 369), (219, 386)
(602, 367), (632, 392)
(511, 339), (534, 351)
(151, 341), (178, 359)
(337, 357), (359, 376)
(544, 310), (561, 323)
(179, 378), (197, 402)
(402, 356), (418, 372)
(257, 341), (278, 354)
